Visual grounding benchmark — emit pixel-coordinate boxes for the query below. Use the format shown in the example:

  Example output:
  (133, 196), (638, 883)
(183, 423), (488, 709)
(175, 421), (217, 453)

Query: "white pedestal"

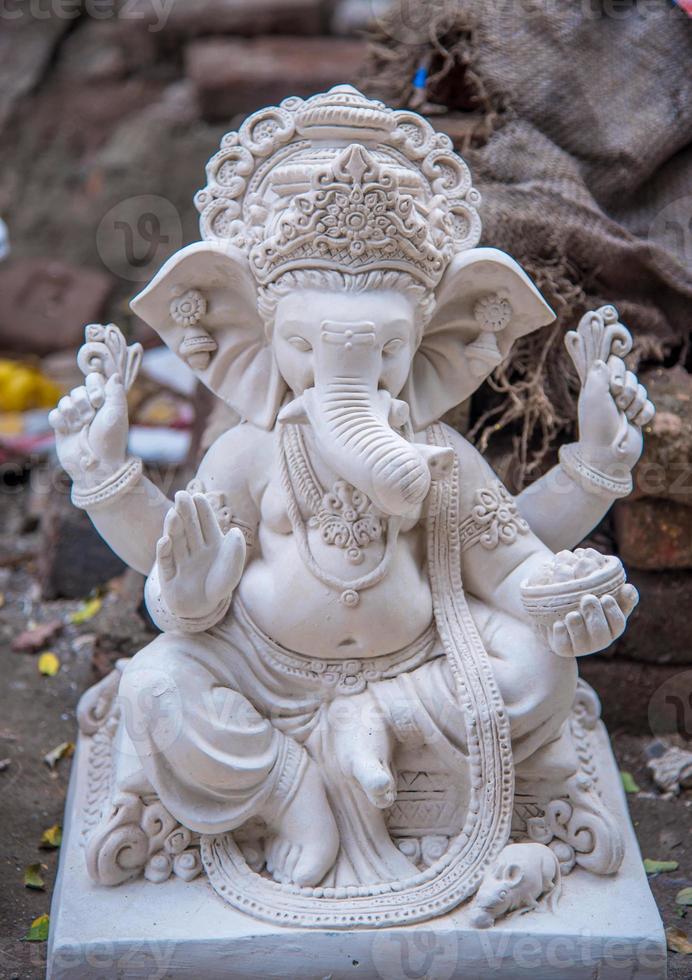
(48, 720), (666, 980)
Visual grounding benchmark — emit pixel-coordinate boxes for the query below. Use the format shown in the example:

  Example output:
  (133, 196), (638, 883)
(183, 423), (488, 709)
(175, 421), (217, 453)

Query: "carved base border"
(47, 696), (666, 980)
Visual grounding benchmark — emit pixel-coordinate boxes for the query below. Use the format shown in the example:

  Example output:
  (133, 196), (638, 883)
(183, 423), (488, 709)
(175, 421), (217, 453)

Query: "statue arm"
(514, 466), (613, 553)
(48, 325), (262, 578)
(442, 424), (638, 657)
(516, 307), (654, 552)
(86, 419), (263, 578)
(441, 424), (545, 619)
(48, 325), (173, 575)
(85, 477), (172, 575)
(515, 362), (653, 550)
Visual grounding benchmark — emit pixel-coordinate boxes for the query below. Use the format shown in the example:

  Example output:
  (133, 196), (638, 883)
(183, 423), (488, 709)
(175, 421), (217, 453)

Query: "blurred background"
(0, 1), (690, 976)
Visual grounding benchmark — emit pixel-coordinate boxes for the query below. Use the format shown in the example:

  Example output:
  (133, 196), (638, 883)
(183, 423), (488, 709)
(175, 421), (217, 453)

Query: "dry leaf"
(43, 741), (74, 770)
(69, 597), (102, 625)
(37, 652), (60, 677)
(621, 771), (640, 793)
(12, 620), (61, 653)
(676, 887), (692, 907)
(666, 926), (692, 955)
(24, 863), (45, 890)
(0, 592), (5, 608)
(40, 824), (62, 849)
(24, 913), (49, 942)
(644, 858), (679, 874)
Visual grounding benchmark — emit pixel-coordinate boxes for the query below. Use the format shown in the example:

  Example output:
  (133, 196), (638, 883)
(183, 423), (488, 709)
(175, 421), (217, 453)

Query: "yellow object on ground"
(38, 651), (60, 676)
(0, 359), (62, 411)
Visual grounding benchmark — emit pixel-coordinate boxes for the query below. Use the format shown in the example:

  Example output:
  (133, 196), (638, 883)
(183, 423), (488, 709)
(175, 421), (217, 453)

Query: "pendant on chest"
(280, 425), (402, 607)
(309, 480), (384, 565)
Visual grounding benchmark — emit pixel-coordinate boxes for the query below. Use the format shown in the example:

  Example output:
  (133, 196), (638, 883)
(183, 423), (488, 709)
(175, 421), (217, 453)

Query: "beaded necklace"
(278, 425), (402, 607)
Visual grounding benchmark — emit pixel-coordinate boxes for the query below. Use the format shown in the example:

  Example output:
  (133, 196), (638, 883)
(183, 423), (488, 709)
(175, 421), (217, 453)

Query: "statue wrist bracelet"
(149, 592), (233, 634)
(71, 457), (144, 511)
(558, 443), (632, 499)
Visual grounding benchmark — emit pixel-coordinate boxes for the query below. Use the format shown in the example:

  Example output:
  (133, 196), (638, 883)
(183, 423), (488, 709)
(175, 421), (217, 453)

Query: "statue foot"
(265, 759), (339, 886)
(330, 692), (396, 809)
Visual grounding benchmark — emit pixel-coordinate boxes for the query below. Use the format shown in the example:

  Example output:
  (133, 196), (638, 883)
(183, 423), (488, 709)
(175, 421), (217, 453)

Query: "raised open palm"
(156, 491), (246, 620)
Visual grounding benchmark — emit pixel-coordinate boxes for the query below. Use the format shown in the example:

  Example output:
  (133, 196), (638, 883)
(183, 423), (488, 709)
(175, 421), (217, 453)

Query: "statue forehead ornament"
(193, 85), (483, 289)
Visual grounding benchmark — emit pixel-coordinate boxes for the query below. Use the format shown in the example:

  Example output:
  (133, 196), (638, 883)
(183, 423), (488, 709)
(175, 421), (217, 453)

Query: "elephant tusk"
(388, 397), (410, 429)
(277, 395), (309, 425)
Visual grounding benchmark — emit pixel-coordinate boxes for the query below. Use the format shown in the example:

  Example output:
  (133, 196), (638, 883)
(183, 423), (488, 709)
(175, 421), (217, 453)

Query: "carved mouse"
(469, 842), (561, 928)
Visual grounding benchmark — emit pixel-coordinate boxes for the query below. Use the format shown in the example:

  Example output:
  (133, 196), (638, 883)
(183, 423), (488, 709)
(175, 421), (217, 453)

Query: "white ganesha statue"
(51, 86), (654, 928)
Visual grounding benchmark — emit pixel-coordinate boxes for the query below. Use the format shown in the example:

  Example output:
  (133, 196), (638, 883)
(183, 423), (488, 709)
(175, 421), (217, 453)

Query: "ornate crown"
(194, 85), (482, 289)
(249, 144), (452, 287)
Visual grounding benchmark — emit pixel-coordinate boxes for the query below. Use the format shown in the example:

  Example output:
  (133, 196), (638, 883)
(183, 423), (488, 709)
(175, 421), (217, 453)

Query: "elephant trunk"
(278, 322), (453, 515)
(279, 380), (453, 517)
(321, 377), (433, 515)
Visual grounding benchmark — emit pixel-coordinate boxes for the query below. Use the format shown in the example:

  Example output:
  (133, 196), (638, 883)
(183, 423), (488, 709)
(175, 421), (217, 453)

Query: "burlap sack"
(361, 0), (692, 482)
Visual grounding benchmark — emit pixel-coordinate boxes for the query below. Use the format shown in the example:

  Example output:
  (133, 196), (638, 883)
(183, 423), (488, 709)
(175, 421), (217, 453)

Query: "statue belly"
(237, 528), (433, 659)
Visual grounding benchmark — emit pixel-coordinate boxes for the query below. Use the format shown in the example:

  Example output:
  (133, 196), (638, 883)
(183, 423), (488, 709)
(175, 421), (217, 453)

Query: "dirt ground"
(0, 483), (690, 980)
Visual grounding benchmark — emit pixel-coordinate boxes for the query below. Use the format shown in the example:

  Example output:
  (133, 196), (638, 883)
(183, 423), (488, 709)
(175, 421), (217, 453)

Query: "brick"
(614, 568), (692, 664)
(431, 113), (488, 151)
(0, 258), (112, 357)
(37, 471), (126, 600)
(129, 0), (323, 37)
(33, 79), (166, 155)
(185, 37), (366, 120)
(331, 0), (385, 35)
(578, 656), (682, 735)
(0, 13), (71, 132)
(614, 496), (692, 570)
(633, 366), (692, 506)
(56, 20), (157, 83)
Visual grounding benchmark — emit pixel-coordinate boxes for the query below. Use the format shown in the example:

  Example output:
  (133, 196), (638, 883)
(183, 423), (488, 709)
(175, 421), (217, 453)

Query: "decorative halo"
(194, 85), (482, 287)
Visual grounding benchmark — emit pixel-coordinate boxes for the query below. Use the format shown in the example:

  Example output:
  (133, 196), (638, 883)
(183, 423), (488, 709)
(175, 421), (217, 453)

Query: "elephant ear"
(130, 241), (286, 429)
(402, 247), (555, 430)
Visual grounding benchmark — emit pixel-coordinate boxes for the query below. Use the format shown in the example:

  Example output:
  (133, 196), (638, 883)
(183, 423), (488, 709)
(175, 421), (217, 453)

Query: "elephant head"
(131, 241), (554, 516)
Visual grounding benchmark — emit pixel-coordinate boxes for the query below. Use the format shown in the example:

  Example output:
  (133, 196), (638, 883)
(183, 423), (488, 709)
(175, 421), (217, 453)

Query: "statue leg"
(89, 630), (338, 886)
(466, 597), (578, 766)
(118, 632), (298, 832)
(467, 599), (624, 875)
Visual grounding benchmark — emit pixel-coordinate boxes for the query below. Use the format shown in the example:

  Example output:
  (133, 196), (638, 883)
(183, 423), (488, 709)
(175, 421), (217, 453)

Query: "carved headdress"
(132, 86), (554, 428)
(194, 85), (480, 288)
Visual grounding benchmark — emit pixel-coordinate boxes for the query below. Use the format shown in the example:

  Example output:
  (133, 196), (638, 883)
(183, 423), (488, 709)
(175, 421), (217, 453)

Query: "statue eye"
(383, 338), (405, 355)
(288, 336), (312, 352)
(499, 889), (507, 899)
